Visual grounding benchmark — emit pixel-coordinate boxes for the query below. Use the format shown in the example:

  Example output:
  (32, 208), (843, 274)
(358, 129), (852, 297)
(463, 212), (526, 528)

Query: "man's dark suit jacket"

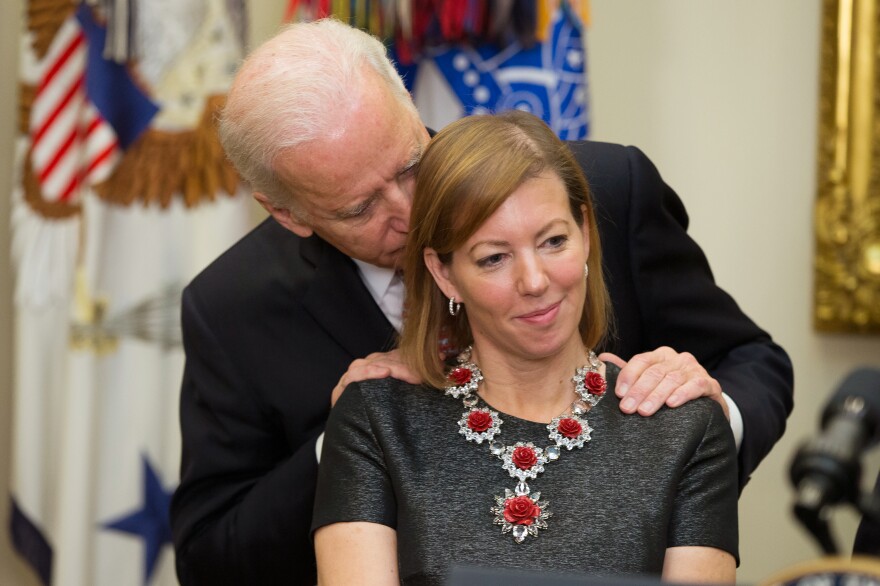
(170, 141), (794, 585)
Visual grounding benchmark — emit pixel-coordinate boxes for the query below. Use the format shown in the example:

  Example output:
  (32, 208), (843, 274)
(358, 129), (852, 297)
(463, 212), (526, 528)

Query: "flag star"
(103, 455), (175, 584)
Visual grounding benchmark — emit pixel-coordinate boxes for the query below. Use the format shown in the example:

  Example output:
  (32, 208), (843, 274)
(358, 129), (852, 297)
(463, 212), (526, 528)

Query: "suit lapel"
(299, 235), (398, 358)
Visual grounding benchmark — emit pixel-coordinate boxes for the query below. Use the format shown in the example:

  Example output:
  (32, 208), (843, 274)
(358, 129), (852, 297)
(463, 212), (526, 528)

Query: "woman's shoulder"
(647, 398), (733, 459)
(355, 376), (440, 399)
(338, 377), (449, 417)
(603, 362), (726, 423)
(667, 393), (728, 427)
(330, 377), (460, 446)
(638, 394), (728, 439)
(598, 364), (729, 447)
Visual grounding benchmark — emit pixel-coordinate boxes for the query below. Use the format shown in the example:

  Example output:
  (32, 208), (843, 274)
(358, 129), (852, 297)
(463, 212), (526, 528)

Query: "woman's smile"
(515, 301), (562, 325)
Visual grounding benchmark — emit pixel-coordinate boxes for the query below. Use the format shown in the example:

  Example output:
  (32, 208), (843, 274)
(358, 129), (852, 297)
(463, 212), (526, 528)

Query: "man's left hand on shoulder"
(600, 347), (730, 419)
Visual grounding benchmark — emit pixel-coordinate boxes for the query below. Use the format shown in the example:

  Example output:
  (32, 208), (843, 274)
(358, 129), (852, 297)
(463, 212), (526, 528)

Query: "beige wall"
(0, 0), (29, 584)
(2, 0), (879, 584)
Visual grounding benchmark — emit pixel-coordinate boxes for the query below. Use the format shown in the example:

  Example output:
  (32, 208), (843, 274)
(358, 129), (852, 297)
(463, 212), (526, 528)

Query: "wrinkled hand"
(598, 347), (728, 419)
(331, 349), (422, 407)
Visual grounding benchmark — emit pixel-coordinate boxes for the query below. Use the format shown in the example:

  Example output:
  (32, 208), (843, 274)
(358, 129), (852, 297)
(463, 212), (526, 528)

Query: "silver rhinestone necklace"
(444, 347), (607, 543)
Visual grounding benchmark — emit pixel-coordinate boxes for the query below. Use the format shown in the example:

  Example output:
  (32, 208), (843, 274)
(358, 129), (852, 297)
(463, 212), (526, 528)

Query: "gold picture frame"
(814, 0), (880, 332)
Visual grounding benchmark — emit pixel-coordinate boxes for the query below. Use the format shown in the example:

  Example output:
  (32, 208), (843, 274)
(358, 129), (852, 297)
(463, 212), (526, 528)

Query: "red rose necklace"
(445, 346), (607, 543)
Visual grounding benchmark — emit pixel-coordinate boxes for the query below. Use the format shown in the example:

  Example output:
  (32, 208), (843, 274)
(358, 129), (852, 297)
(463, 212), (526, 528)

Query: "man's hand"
(599, 347), (729, 419)
(331, 349), (421, 407)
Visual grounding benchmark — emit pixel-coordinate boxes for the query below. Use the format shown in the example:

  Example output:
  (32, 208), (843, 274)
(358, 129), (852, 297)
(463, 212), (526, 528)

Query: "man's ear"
(253, 192), (313, 238)
(424, 248), (459, 300)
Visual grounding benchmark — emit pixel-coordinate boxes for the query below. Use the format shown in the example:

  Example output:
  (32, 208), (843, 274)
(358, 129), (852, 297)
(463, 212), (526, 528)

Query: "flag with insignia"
(286, 0), (591, 139)
(414, 7), (589, 139)
(10, 1), (251, 585)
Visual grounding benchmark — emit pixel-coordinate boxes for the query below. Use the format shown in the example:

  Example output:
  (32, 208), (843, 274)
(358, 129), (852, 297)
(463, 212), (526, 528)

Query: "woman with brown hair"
(312, 111), (737, 584)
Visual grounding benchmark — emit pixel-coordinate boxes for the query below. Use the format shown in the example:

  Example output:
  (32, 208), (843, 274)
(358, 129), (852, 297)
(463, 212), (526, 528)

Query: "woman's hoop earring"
(448, 296), (461, 317)
(584, 263), (589, 279)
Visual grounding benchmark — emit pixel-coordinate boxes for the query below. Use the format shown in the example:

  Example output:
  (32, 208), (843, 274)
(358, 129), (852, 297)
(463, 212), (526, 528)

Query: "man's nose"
(387, 181), (412, 232)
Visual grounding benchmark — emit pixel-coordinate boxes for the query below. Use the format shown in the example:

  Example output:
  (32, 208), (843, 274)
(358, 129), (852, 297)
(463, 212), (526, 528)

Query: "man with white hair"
(170, 18), (793, 585)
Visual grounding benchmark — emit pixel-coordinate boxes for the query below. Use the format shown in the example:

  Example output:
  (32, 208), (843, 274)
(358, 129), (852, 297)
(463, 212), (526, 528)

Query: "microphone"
(790, 367), (880, 553)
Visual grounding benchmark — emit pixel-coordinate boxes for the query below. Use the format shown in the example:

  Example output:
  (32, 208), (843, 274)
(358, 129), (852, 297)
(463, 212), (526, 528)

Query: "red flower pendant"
(491, 488), (551, 543)
(585, 371), (607, 395)
(448, 367), (472, 386)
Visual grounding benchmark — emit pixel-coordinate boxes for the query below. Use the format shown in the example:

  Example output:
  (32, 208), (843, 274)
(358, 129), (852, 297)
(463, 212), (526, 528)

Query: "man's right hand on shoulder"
(331, 349), (422, 406)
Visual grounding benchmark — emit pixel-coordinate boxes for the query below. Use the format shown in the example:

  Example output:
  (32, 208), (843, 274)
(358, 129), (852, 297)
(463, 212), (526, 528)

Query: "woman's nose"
(516, 256), (549, 296)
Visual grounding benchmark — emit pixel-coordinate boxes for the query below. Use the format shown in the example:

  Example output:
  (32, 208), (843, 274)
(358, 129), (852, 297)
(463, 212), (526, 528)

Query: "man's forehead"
(280, 123), (424, 211)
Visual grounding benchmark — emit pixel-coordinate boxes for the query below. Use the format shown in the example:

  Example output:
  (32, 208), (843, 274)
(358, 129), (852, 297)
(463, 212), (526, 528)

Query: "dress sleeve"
(311, 382), (397, 533)
(667, 401), (740, 563)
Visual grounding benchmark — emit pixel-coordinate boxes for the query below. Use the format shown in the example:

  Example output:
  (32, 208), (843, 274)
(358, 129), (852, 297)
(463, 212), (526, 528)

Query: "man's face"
(269, 76), (430, 269)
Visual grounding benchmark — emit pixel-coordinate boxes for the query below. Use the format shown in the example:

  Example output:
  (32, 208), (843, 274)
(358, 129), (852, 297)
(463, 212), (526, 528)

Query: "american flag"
(29, 5), (158, 204)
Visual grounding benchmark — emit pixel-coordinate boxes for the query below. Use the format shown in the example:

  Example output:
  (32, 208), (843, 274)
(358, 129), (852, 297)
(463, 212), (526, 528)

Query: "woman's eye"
(544, 235), (568, 248)
(477, 253), (505, 268)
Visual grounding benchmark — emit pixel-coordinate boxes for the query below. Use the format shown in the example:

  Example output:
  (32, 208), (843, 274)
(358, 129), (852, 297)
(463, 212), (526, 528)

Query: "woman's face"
(426, 171), (590, 362)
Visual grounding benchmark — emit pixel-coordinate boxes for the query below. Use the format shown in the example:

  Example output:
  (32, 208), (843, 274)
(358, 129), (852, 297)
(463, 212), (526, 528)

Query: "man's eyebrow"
(334, 193), (379, 220)
(399, 144), (423, 174)
(333, 142), (424, 220)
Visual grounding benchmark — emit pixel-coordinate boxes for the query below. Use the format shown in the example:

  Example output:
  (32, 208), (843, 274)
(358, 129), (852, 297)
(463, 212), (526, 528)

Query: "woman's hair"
(400, 110), (611, 388)
(218, 18), (417, 209)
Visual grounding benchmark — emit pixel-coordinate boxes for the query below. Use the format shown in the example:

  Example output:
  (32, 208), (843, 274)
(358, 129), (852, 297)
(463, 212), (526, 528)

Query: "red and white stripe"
(29, 16), (120, 204)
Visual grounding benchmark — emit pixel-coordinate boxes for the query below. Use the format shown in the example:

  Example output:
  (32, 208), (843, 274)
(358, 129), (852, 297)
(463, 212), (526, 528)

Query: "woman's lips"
(516, 301), (561, 325)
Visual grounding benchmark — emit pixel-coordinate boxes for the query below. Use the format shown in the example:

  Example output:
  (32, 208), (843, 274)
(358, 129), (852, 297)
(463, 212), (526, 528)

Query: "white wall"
(587, 0), (880, 582)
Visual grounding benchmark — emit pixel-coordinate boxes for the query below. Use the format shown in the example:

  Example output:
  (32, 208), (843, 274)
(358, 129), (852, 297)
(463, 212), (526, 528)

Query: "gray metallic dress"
(311, 365), (738, 584)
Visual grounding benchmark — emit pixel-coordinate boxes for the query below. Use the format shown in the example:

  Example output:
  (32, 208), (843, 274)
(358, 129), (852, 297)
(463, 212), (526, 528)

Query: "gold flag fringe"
(92, 94), (241, 209)
(27, 0), (77, 59)
(18, 83), (34, 136)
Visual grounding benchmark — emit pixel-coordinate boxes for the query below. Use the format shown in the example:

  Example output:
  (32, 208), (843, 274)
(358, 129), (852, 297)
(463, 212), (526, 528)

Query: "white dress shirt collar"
(353, 259), (404, 332)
